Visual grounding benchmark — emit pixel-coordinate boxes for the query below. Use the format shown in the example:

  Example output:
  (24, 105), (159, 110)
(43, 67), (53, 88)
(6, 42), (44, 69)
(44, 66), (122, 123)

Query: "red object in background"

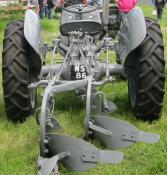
(83, 0), (88, 5)
(118, 0), (139, 12)
(60, 0), (64, 5)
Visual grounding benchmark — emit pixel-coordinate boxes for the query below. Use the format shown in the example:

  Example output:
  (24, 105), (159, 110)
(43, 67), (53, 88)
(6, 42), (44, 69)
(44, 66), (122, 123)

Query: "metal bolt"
(104, 108), (109, 113)
(44, 149), (49, 154)
(46, 119), (54, 128)
(66, 152), (70, 158)
(44, 139), (49, 145)
(89, 130), (93, 135)
(91, 154), (95, 159)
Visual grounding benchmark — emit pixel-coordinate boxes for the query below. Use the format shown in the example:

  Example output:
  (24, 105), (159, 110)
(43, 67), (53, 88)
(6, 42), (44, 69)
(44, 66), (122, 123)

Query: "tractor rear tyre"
(127, 18), (165, 121)
(2, 20), (36, 122)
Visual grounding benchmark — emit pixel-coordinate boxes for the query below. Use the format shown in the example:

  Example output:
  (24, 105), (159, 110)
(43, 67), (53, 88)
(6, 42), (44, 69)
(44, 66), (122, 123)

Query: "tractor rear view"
(2, 0), (165, 175)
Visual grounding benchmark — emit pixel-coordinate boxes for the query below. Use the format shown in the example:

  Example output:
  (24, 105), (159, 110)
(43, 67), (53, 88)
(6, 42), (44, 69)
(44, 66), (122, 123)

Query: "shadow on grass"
(55, 91), (85, 112)
(39, 88), (133, 120)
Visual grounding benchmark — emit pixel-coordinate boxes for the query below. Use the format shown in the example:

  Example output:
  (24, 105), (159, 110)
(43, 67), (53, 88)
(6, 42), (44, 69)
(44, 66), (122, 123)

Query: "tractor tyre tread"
(2, 20), (32, 122)
(128, 17), (165, 120)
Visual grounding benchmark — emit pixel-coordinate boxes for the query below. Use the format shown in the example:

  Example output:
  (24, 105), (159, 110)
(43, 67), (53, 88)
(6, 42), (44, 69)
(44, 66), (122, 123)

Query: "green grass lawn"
(0, 5), (167, 175)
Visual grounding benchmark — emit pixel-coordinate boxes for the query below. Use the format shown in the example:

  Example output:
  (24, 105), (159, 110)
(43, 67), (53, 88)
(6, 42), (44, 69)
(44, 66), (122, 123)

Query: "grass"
(0, 5), (167, 175)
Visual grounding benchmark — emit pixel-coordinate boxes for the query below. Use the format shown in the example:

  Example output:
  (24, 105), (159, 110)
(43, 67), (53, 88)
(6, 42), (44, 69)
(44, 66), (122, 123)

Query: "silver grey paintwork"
(118, 7), (146, 63)
(24, 10), (42, 71)
(23, 4), (159, 175)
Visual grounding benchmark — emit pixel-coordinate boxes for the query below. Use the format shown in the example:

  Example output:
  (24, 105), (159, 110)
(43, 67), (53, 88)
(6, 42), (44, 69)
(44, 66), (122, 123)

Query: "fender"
(118, 7), (146, 64)
(24, 9), (42, 75)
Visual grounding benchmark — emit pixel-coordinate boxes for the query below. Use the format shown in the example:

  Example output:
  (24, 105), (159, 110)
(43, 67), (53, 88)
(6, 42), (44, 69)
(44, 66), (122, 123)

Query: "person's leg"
(152, 0), (155, 5)
(45, 5), (49, 18)
(152, 0), (157, 16)
(39, 5), (42, 18)
(157, 1), (165, 23)
(157, 7), (163, 23)
(39, 5), (44, 19)
(48, 7), (53, 19)
(48, 8), (50, 19)
(50, 8), (53, 19)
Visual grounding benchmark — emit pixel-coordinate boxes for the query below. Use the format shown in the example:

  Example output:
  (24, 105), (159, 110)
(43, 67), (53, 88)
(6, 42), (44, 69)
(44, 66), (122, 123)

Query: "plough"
(2, 0), (165, 174)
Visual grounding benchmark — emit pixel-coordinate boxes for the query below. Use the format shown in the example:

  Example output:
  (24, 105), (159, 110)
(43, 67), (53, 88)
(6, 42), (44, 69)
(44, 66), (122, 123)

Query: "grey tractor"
(2, 0), (165, 174)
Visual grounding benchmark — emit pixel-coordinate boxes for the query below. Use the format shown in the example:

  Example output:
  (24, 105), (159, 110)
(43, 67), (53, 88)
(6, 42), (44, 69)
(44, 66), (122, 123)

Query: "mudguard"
(118, 7), (146, 64)
(24, 9), (42, 74)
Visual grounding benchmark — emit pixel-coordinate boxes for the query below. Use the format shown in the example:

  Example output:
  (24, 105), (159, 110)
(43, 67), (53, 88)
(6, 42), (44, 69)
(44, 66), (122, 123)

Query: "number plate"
(71, 65), (87, 80)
